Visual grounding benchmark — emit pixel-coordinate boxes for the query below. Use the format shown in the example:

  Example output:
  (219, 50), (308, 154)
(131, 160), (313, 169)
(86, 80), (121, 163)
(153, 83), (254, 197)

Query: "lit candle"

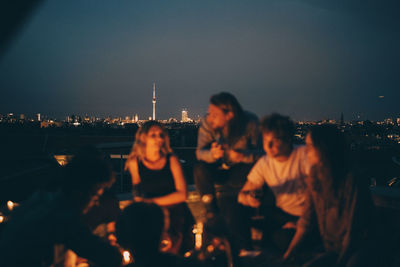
(7, 201), (14, 211)
(122, 250), (132, 265)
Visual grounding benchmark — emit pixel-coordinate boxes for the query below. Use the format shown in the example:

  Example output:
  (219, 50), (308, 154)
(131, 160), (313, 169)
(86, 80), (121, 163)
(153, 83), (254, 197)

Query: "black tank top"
(136, 154), (176, 198)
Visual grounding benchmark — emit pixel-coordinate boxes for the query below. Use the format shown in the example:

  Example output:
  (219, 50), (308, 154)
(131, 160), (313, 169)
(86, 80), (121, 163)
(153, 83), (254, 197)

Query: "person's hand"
(228, 149), (244, 163)
(283, 244), (298, 262)
(211, 142), (224, 160)
(107, 233), (117, 246)
(282, 221), (297, 229)
(282, 248), (292, 261)
(133, 196), (144, 202)
(283, 249), (292, 261)
(238, 191), (261, 208)
(237, 191), (247, 205)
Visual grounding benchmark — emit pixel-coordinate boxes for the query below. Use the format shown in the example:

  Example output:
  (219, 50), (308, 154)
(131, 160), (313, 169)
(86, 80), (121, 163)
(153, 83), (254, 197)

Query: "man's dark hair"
(260, 113), (295, 143)
(210, 92), (246, 144)
(116, 202), (164, 259)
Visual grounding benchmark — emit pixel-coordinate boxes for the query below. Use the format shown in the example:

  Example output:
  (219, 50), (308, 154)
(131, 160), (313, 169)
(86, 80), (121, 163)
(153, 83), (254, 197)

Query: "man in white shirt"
(238, 113), (310, 253)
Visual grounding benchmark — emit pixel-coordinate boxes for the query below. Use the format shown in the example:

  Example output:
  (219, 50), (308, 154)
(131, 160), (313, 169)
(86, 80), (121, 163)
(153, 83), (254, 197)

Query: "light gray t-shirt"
(247, 145), (310, 216)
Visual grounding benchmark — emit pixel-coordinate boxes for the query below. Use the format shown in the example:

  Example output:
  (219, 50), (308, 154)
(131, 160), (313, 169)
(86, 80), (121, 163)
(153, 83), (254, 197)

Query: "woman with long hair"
(125, 121), (194, 254)
(284, 125), (380, 266)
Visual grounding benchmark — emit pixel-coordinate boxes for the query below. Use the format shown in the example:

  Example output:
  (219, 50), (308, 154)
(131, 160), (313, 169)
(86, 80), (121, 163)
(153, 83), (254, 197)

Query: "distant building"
(36, 113), (41, 122)
(182, 109), (188, 122)
(40, 121), (63, 128)
(19, 114), (25, 120)
(397, 118), (400, 126)
(134, 114), (139, 122)
(384, 118), (394, 125)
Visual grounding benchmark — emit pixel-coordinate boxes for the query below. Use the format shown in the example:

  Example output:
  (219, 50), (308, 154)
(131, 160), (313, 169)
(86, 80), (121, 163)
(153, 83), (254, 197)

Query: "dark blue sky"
(0, 0), (399, 121)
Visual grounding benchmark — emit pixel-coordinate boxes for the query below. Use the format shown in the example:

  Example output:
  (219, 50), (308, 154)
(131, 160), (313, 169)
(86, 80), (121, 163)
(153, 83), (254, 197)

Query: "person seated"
(284, 125), (383, 266)
(125, 120), (194, 255)
(83, 188), (121, 244)
(194, 92), (262, 255)
(238, 113), (310, 253)
(116, 202), (202, 267)
(0, 148), (122, 267)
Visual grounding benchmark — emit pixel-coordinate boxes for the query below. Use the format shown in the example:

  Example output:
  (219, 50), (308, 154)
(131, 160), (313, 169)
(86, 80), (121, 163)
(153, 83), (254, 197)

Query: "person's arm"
(196, 120), (219, 163)
(283, 189), (315, 260)
(238, 158), (265, 207)
(125, 157), (141, 186)
(150, 155), (187, 206)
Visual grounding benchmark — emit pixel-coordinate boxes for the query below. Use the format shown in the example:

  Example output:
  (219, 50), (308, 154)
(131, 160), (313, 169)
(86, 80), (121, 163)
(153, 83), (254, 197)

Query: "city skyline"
(0, 1), (399, 121)
(2, 109), (400, 124)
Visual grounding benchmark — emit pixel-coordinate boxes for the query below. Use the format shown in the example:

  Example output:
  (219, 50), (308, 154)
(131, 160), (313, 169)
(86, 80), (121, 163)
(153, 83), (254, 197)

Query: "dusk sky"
(0, 0), (399, 121)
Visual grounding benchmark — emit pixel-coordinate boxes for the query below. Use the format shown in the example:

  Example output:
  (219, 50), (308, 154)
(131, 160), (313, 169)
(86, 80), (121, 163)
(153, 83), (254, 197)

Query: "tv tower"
(152, 83), (156, 120)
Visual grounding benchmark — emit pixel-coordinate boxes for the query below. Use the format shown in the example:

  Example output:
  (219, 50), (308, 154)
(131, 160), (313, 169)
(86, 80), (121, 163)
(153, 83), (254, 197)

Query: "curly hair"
(260, 113), (295, 144)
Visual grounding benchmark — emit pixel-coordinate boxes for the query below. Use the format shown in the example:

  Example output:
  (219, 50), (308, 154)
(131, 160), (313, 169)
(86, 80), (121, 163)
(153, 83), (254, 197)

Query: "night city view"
(1, 1), (399, 266)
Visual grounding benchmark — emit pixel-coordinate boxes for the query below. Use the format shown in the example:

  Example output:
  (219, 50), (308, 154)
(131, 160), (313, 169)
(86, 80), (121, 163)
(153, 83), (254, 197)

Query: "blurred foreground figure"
(0, 148), (122, 267)
(116, 202), (202, 267)
(284, 125), (384, 266)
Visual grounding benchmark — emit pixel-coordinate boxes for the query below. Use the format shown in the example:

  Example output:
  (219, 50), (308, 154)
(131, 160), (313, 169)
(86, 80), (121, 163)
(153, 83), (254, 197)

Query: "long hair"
(308, 125), (350, 196)
(210, 92), (246, 145)
(126, 121), (172, 164)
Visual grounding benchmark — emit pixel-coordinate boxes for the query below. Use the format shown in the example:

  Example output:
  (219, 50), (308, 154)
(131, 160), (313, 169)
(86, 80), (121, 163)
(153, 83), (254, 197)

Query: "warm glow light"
(122, 251), (132, 265)
(7, 201), (14, 211)
(54, 155), (73, 166)
(193, 222), (203, 250)
(0, 215), (4, 223)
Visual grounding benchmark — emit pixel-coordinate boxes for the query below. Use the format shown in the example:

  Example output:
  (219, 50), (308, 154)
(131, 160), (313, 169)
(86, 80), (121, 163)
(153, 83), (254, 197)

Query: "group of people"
(194, 92), (383, 266)
(0, 91), (385, 266)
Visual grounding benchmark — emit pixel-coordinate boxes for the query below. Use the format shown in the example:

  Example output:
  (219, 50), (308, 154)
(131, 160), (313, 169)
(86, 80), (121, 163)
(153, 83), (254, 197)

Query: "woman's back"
(307, 167), (375, 255)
